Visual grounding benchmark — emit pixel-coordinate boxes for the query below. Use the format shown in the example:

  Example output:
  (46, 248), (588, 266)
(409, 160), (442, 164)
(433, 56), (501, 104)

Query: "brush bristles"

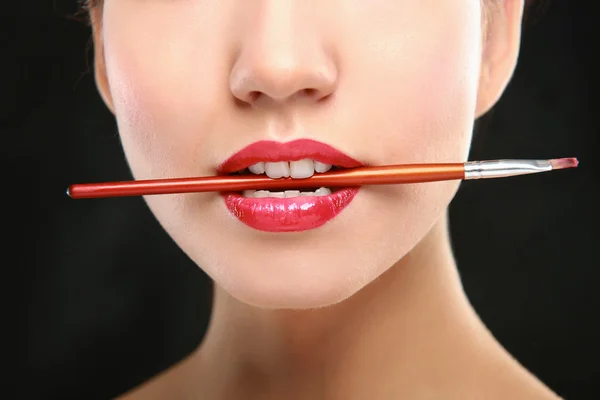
(550, 157), (579, 170)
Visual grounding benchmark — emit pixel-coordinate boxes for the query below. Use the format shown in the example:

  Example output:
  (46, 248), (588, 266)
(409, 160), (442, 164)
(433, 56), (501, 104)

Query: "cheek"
(340, 3), (482, 165)
(101, 4), (232, 179)
(327, 3), (483, 271)
(405, 41), (480, 162)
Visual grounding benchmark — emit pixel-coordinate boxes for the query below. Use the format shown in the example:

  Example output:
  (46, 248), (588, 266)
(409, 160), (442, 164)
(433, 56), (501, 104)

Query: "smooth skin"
(86, 0), (561, 398)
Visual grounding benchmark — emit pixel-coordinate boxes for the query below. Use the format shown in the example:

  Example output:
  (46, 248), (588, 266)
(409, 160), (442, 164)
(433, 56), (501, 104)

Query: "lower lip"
(222, 188), (359, 232)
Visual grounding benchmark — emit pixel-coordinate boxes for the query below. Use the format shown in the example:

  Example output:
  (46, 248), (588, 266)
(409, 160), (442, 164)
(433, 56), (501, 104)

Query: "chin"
(215, 258), (366, 309)
(144, 180), (459, 310)
(225, 281), (358, 310)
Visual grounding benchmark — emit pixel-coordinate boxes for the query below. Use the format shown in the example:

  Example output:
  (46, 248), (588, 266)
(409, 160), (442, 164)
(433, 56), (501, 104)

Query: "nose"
(229, 5), (338, 106)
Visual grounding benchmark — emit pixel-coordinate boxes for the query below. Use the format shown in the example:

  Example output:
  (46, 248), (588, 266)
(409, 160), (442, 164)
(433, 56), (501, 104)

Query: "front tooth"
(265, 161), (290, 179)
(269, 191), (285, 198)
(243, 190), (255, 197)
(290, 159), (314, 179)
(248, 162), (265, 174)
(284, 190), (301, 198)
(254, 190), (270, 198)
(314, 161), (332, 173)
(315, 187), (332, 196)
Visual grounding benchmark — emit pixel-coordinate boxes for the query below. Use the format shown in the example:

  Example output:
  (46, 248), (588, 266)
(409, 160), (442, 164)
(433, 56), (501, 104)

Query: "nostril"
(303, 88), (317, 97)
(233, 90), (261, 108)
(248, 91), (261, 102)
(302, 88), (334, 103)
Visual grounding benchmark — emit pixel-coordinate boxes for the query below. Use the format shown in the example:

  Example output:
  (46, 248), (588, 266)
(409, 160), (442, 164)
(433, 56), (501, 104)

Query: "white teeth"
(264, 161), (290, 179)
(254, 190), (270, 198)
(315, 187), (332, 196)
(243, 159), (333, 177)
(248, 162), (265, 174)
(314, 161), (332, 173)
(241, 187), (333, 198)
(289, 159), (315, 179)
(284, 190), (301, 198)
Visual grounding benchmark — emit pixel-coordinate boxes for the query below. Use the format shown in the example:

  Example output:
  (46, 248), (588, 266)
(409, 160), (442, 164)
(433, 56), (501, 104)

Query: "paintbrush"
(67, 158), (579, 199)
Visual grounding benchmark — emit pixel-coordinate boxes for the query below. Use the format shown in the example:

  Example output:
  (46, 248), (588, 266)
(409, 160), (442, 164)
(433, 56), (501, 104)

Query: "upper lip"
(217, 139), (364, 175)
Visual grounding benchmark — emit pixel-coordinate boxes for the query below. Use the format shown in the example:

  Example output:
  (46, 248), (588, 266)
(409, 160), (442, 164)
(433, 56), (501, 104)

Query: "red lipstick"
(217, 139), (363, 174)
(223, 189), (358, 232)
(219, 139), (363, 232)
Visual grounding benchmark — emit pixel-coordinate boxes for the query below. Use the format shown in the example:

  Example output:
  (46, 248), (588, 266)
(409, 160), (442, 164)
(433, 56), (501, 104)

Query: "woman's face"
(94, 0), (521, 308)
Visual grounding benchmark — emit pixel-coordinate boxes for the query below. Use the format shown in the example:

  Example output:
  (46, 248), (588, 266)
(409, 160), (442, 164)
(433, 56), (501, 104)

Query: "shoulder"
(467, 350), (563, 400)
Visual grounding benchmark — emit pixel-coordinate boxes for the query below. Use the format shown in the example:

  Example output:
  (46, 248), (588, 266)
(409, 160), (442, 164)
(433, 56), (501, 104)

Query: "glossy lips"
(219, 139), (362, 232)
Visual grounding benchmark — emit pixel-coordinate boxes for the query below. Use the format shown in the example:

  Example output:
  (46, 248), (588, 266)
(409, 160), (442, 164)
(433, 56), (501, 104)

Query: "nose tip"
(229, 56), (338, 106)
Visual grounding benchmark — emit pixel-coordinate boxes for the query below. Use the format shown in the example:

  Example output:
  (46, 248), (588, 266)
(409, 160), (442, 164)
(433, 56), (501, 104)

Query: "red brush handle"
(67, 163), (466, 199)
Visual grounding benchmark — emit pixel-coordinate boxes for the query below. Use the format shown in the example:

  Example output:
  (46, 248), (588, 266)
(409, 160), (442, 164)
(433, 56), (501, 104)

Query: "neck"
(196, 214), (491, 397)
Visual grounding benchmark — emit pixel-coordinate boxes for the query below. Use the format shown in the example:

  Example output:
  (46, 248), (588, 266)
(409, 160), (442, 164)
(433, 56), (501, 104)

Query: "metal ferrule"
(464, 159), (553, 180)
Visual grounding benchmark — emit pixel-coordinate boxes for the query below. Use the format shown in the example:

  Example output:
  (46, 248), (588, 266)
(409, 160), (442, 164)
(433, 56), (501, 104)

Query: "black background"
(3, 1), (598, 399)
